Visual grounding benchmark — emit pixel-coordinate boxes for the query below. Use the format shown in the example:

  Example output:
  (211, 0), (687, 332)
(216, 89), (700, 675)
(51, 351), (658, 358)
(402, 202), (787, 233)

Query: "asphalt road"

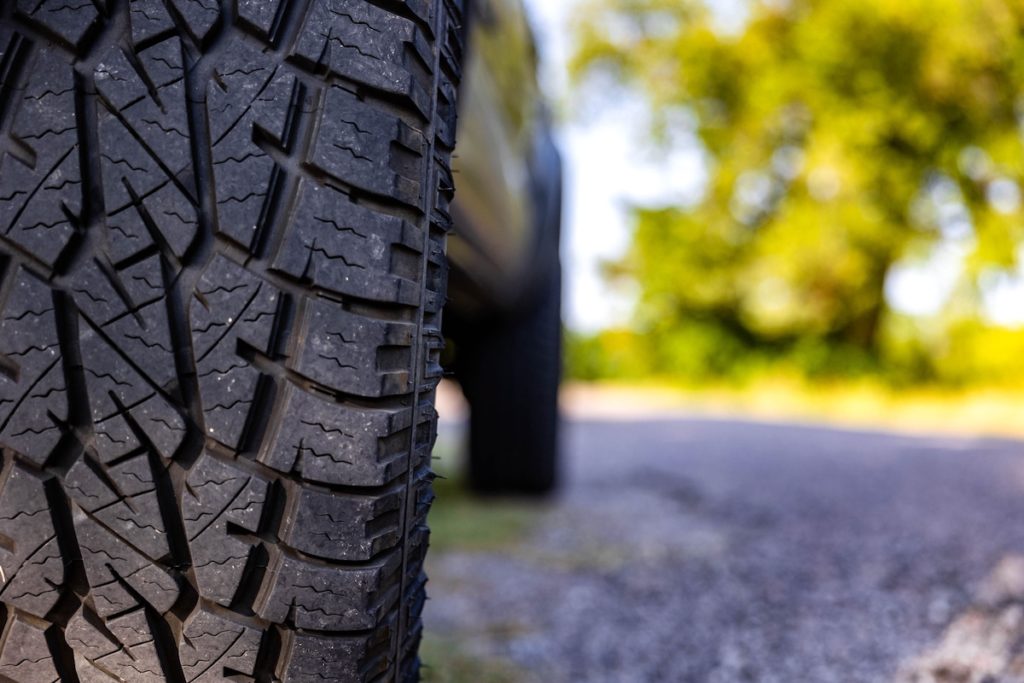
(424, 416), (1024, 683)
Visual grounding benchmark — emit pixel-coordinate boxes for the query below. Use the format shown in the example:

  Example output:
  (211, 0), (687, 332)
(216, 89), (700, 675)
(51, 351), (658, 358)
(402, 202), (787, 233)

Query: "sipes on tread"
(0, 0), (463, 681)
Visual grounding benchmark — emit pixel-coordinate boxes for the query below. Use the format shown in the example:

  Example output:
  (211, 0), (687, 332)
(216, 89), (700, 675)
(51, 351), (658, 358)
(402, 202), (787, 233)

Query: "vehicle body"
(446, 0), (565, 493)
(449, 0), (562, 316)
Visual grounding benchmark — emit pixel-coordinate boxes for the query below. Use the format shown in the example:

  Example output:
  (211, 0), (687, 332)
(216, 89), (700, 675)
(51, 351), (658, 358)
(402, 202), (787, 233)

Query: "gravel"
(425, 416), (1024, 682)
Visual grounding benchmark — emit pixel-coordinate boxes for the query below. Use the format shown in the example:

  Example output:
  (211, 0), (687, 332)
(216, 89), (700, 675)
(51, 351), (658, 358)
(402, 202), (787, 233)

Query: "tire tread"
(0, 0), (462, 680)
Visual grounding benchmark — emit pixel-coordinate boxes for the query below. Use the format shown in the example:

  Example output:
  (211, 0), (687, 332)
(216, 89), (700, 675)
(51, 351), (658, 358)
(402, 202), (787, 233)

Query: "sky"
(521, 0), (1024, 332)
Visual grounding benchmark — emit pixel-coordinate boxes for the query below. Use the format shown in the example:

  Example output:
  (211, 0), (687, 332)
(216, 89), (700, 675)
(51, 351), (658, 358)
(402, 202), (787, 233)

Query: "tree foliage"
(572, 0), (1024, 379)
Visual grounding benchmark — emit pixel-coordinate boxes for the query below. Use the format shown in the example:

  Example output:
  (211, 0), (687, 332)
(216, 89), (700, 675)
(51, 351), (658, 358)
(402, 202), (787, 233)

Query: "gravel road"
(424, 415), (1024, 683)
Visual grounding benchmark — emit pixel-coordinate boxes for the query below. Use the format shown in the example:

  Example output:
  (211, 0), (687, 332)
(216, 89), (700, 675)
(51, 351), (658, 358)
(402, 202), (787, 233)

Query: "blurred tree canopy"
(570, 0), (1024, 383)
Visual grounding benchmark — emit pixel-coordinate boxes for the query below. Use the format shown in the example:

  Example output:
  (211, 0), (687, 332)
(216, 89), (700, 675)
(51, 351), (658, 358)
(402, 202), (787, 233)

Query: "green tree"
(572, 0), (1024, 377)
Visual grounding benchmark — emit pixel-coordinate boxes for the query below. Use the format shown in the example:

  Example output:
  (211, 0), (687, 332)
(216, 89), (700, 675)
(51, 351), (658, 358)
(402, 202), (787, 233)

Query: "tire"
(0, 1), (461, 681)
(456, 261), (562, 495)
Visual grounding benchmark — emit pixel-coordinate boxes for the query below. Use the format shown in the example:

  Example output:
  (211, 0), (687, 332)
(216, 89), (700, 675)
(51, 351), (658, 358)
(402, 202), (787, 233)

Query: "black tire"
(456, 261), (562, 495)
(0, 1), (461, 681)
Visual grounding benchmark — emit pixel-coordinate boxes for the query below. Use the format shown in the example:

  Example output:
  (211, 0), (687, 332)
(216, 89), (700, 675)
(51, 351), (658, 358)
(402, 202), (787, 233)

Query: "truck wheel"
(0, 1), (461, 681)
(456, 262), (562, 495)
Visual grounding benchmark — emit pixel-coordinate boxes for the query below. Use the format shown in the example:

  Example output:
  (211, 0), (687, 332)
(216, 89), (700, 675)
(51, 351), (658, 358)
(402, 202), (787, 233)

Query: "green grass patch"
(419, 633), (527, 683)
(427, 472), (547, 554)
(562, 378), (1024, 439)
(426, 427), (548, 555)
(421, 434), (543, 681)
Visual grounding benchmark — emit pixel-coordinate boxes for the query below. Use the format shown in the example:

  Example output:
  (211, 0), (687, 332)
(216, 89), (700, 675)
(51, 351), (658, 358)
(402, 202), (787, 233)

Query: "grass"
(425, 429), (547, 554)
(561, 377), (1024, 439)
(427, 473), (547, 554)
(420, 429), (547, 682)
(419, 633), (528, 683)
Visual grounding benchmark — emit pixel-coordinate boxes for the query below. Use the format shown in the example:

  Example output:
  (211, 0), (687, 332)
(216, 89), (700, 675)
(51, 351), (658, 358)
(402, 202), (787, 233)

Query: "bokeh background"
(423, 0), (1024, 681)
(564, 0), (1024, 395)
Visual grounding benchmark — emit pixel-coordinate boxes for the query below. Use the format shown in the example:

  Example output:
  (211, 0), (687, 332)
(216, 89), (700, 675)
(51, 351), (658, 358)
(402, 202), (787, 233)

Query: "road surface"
(425, 416), (1024, 683)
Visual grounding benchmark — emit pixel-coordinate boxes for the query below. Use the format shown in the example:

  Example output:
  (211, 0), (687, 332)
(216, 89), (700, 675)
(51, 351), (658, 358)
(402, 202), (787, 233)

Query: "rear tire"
(456, 262), (562, 495)
(0, 1), (462, 680)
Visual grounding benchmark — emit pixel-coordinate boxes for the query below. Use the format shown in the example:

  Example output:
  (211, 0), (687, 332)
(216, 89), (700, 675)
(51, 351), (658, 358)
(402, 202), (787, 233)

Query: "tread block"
(70, 254), (176, 389)
(16, 0), (98, 48)
(98, 109), (187, 217)
(179, 608), (261, 682)
(292, 0), (432, 115)
(103, 610), (164, 682)
(191, 255), (280, 449)
(169, 0), (221, 44)
(0, 465), (63, 618)
(405, 0), (438, 27)
(208, 39), (293, 250)
(107, 174), (199, 264)
(67, 615), (123, 680)
(95, 48), (199, 254)
(270, 178), (423, 305)
(440, 6), (464, 77)
(296, 298), (415, 398)
(0, 47), (80, 268)
(283, 628), (395, 683)
(258, 382), (417, 487)
(0, 268), (67, 464)
(308, 85), (426, 206)
(72, 660), (118, 683)
(255, 549), (401, 631)
(79, 323), (185, 461)
(129, 0), (175, 45)
(66, 607), (124, 661)
(74, 513), (179, 617)
(184, 453), (267, 605)
(66, 453), (170, 561)
(94, 306), (175, 390)
(68, 606), (164, 683)
(0, 611), (59, 683)
(207, 38), (291, 145)
(401, 570), (428, 637)
(96, 36), (198, 259)
(283, 484), (402, 562)
(436, 78), (459, 148)
(237, 0), (281, 39)
(109, 610), (164, 683)
(95, 37), (192, 186)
